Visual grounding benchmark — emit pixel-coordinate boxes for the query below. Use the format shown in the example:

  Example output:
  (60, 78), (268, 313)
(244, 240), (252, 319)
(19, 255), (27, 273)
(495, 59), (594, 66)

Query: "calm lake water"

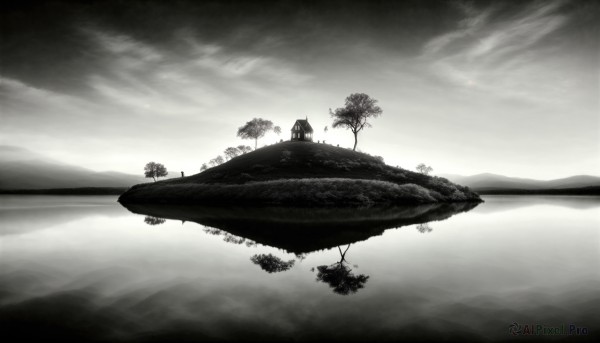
(1, 195), (598, 342)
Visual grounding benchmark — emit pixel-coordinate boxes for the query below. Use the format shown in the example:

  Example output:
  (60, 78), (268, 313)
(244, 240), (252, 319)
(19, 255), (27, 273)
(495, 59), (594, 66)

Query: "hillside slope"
(120, 142), (481, 206)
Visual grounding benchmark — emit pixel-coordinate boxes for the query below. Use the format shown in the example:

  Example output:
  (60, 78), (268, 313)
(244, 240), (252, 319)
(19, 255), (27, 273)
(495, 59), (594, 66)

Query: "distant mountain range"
(440, 173), (600, 191)
(1, 145), (598, 193)
(0, 145), (146, 190)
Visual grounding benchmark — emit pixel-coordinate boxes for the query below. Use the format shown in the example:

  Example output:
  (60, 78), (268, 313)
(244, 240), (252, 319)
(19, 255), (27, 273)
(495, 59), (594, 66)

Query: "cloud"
(420, 0), (573, 105)
(88, 30), (163, 63)
(80, 28), (313, 117)
(0, 77), (97, 120)
(181, 31), (313, 85)
(0, 27), (315, 174)
(422, 3), (493, 57)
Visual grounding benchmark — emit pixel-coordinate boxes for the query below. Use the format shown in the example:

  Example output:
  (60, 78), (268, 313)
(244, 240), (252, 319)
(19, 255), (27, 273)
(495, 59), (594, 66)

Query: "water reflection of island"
(315, 244), (369, 295)
(124, 202), (479, 254)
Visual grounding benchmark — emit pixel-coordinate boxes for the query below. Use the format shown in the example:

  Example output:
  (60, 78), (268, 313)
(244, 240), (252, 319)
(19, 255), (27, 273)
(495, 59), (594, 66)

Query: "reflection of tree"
(416, 223), (432, 233)
(203, 226), (257, 247)
(144, 216), (166, 225)
(250, 254), (295, 273)
(315, 244), (369, 295)
(295, 253), (307, 262)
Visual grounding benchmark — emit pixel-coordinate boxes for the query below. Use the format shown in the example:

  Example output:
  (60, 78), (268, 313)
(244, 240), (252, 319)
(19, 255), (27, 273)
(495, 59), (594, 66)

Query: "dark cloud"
(0, 0), (465, 92)
(3, 0), (597, 93)
(0, 0), (598, 178)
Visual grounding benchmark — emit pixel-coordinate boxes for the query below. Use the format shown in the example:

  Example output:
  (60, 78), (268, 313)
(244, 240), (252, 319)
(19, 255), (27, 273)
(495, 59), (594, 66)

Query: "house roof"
(292, 119), (313, 132)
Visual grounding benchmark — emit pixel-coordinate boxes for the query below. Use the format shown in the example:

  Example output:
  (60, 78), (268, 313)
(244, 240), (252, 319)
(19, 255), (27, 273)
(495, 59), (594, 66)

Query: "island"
(119, 141), (482, 206)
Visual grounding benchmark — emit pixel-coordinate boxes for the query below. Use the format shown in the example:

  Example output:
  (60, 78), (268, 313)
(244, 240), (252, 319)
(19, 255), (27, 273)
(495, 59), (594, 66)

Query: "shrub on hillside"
(240, 173), (253, 183)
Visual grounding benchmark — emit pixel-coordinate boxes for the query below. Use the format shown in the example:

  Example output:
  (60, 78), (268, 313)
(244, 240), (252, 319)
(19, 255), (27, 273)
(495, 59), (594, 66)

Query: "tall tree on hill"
(416, 163), (433, 175)
(330, 93), (383, 151)
(144, 162), (168, 182)
(237, 118), (274, 150)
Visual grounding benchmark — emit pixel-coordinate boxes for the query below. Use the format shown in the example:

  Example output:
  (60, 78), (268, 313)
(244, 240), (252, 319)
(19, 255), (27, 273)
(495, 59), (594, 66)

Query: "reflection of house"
(290, 118), (313, 142)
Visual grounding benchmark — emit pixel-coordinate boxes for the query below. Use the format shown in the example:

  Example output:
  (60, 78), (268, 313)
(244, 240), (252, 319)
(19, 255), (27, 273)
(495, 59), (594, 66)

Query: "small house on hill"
(291, 118), (313, 142)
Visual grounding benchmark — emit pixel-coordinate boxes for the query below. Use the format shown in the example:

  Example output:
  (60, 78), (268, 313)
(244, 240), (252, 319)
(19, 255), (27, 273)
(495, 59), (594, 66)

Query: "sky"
(1, 0), (598, 179)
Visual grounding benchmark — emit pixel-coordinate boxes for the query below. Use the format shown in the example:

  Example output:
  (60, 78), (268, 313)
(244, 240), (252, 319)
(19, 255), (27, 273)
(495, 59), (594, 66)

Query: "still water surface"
(0, 195), (598, 342)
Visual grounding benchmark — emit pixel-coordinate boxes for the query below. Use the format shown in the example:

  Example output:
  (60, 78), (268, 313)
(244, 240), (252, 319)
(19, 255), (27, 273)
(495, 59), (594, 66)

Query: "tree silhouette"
(224, 147), (241, 160)
(200, 163), (208, 172)
(144, 162), (168, 182)
(315, 244), (369, 295)
(416, 163), (433, 175)
(209, 155), (224, 167)
(330, 93), (382, 151)
(202, 226), (257, 246)
(144, 216), (166, 225)
(416, 223), (433, 233)
(237, 118), (274, 150)
(237, 145), (252, 154)
(273, 126), (281, 140)
(250, 253), (295, 273)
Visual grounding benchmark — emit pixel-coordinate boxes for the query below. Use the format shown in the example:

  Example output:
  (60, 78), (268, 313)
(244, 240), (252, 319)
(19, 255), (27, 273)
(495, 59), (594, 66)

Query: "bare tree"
(330, 93), (382, 151)
(224, 147), (241, 160)
(237, 118), (274, 150)
(416, 163), (433, 175)
(144, 162), (168, 182)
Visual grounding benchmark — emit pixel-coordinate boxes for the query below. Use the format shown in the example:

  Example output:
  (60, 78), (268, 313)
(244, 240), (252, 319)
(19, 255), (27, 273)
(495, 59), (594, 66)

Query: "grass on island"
(120, 141), (482, 206)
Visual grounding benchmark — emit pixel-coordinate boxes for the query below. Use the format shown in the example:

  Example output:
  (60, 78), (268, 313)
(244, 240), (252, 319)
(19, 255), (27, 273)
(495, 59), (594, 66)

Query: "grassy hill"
(119, 141), (482, 206)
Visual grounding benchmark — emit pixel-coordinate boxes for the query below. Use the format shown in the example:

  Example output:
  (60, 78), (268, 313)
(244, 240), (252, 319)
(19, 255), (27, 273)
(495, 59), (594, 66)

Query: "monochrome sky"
(1, 0), (598, 179)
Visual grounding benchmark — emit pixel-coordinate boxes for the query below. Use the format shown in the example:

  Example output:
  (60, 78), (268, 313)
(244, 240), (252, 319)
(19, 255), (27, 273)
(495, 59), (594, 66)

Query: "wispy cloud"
(421, 0), (572, 105)
(180, 31), (313, 85)
(422, 3), (493, 57)
(89, 30), (163, 63)
(0, 27), (315, 173)
(81, 29), (313, 117)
